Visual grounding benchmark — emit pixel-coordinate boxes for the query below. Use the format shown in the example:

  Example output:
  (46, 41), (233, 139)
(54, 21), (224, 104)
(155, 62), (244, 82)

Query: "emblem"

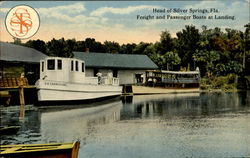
(5, 5), (40, 39)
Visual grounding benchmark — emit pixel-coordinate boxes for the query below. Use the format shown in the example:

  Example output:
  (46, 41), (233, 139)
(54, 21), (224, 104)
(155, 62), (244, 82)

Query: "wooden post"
(123, 85), (126, 95)
(19, 86), (25, 119)
(19, 86), (25, 105)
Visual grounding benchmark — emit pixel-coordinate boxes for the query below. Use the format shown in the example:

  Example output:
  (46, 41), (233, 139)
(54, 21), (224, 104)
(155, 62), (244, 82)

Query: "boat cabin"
(40, 57), (86, 83)
(39, 57), (119, 85)
(145, 70), (200, 88)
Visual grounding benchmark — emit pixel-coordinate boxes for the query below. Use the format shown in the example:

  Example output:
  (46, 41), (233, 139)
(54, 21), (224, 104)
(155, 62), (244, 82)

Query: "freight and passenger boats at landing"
(132, 69), (200, 94)
(35, 57), (122, 102)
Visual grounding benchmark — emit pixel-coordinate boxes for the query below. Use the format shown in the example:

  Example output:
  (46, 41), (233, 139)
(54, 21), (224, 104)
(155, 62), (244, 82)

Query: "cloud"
(90, 5), (161, 16)
(37, 2), (86, 15)
(36, 3), (103, 25)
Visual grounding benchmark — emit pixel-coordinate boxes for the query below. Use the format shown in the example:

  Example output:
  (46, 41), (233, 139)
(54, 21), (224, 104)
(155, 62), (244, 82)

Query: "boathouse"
(73, 52), (158, 85)
(0, 42), (48, 85)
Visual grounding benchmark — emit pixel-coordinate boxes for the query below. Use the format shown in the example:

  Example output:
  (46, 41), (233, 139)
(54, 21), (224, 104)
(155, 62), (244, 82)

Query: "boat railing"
(84, 77), (99, 84)
(112, 78), (119, 86)
(102, 77), (119, 86)
(37, 77), (120, 86)
(162, 78), (199, 83)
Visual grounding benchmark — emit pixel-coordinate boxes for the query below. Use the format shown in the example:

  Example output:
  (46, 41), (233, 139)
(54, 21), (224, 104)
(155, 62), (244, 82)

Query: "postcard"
(0, 1), (249, 158)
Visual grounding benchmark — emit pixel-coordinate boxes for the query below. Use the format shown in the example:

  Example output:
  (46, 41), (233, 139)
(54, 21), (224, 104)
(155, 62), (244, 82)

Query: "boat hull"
(132, 85), (200, 94)
(36, 80), (122, 101)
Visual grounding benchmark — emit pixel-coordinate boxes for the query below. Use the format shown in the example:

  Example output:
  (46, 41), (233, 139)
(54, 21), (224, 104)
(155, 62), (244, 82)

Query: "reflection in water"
(40, 101), (121, 143)
(0, 91), (250, 157)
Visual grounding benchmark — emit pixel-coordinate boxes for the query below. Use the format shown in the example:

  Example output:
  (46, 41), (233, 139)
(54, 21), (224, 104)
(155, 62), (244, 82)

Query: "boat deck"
(0, 141), (80, 158)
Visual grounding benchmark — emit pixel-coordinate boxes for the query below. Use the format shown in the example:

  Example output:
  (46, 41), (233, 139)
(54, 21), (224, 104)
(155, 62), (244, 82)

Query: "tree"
(193, 50), (220, 76)
(149, 53), (166, 69)
(143, 43), (157, 56)
(159, 30), (174, 54)
(132, 42), (150, 54)
(176, 25), (200, 70)
(13, 37), (22, 45)
(164, 51), (181, 70)
(84, 38), (105, 53)
(25, 39), (47, 54)
(119, 43), (136, 54)
(47, 38), (73, 57)
(103, 41), (120, 54)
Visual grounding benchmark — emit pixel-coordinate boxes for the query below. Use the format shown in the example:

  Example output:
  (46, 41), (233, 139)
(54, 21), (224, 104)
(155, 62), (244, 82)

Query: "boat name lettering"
(45, 82), (65, 86)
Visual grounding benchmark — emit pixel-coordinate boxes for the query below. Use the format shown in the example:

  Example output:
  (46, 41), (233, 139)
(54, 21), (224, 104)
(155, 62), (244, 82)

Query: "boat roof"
(73, 52), (158, 70)
(146, 70), (200, 75)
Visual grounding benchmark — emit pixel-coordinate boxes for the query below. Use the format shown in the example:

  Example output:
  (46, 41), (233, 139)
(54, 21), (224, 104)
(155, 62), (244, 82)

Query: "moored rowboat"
(0, 141), (80, 158)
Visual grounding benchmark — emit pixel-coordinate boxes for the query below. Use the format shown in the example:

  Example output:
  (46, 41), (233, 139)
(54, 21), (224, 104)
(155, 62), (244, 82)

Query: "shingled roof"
(73, 52), (158, 70)
(0, 42), (47, 63)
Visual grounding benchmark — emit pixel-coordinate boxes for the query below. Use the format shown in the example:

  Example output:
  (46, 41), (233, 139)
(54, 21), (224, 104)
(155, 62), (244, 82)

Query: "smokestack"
(86, 48), (89, 53)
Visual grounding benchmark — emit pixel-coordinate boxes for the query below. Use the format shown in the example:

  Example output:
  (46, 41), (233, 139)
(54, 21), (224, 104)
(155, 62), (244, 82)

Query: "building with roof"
(73, 52), (158, 85)
(0, 42), (48, 84)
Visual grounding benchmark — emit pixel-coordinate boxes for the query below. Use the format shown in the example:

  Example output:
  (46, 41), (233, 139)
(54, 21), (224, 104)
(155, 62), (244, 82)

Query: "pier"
(0, 77), (36, 118)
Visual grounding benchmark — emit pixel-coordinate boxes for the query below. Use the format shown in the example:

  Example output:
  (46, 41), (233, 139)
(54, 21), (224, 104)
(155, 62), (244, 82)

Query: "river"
(1, 91), (250, 157)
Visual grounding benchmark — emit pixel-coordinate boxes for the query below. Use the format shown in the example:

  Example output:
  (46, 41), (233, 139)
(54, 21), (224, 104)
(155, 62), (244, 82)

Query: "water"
(1, 92), (250, 157)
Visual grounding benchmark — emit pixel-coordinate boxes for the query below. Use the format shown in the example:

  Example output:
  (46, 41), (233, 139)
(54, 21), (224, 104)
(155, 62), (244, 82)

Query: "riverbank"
(200, 74), (250, 92)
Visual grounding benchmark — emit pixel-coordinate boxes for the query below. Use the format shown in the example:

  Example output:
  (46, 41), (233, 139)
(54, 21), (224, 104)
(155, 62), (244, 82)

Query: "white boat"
(35, 57), (122, 102)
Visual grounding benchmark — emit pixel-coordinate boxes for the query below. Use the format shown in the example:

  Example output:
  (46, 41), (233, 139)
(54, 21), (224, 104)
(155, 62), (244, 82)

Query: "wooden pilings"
(122, 85), (133, 95)
(19, 86), (25, 119)
(19, 86), (25, 106)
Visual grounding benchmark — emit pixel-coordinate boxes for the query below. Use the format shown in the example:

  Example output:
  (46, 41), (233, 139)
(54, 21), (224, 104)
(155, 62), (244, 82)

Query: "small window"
(75, 61), (78, 71)
(71, 60), (74, 71)
(113, 69), (118, 77)
(82, 62), (85, 72)
(47, 59), (55, 70)
(57, 59), (62, 70)
(42, 61), (44, 72)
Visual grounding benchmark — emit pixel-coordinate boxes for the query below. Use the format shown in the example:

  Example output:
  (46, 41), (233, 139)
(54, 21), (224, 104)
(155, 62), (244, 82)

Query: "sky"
(0, 0), (249, 44)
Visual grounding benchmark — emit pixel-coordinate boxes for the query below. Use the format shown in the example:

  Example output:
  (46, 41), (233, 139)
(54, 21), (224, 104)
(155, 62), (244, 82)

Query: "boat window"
(47, 59), (55, 70)
(75, 61), (78, 71)
(82, 62), (85, 72)
(57, 59), (62, 70)
(71, 60), (74, 71)
(42, 61), (44, 72)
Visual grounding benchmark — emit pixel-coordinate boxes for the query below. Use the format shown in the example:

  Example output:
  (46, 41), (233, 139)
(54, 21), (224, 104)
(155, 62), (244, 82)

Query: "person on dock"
(96, 72), (102, 84)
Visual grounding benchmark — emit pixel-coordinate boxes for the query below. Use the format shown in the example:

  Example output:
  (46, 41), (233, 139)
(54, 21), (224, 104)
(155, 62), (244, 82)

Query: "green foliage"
(201, 74), (238, 91)
(132, 42), (150, 54)
(176, 25), (200, 69)
(225, 61), (243, 74)
(149, 53), (166, 69)
(119, 43), (136, 54)
(25, 39), (47, 54)
(104, 41), (120, 54)
(164, 52), (181, 70)
(159, 30), (174, 54)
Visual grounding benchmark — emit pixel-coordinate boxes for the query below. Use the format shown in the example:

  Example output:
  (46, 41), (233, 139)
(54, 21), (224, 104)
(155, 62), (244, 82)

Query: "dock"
(0, 77), (36, 106)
